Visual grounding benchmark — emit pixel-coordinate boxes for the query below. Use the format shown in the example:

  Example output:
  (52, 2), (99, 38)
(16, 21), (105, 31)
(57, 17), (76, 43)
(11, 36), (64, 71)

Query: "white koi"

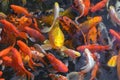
(81, 48), (95, 73)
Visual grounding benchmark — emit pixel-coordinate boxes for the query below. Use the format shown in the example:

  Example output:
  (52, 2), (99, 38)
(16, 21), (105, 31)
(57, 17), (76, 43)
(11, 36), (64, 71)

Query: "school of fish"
(0, 0), (120, 80)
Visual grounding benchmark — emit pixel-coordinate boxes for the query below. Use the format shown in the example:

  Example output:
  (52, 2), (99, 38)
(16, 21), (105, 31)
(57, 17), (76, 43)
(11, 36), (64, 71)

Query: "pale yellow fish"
(41, 2), (60, 33)
(107, 55), (117, 67)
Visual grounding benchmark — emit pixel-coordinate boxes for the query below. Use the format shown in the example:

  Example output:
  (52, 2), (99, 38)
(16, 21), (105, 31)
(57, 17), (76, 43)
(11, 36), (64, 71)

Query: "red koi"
(46, 53), (68, 73)
(90, 0), (108, 13)
(109, 29), (120, 41)
(24, 26), (45, 42)
(10, 4), (31, 17)
(77, 44), (110, 52)
(83, 0), (90, 16)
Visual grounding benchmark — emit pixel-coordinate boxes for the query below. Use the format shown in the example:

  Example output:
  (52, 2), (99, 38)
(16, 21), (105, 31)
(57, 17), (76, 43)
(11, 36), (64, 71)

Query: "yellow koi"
(49, 20), (64, 49)
(107, 55), (117, 67)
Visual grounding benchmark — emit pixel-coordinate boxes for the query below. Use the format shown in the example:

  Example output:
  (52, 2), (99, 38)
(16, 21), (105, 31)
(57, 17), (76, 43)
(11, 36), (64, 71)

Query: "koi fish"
(77, 44), (110, 52)
(0, 46), (13, 57)
(11, 48), (34, 80)
(107, 55), (117, 67)
(61, 46), (81, 59)
(10, 4), (31, 17)
(73, 0), (85, 24)
(59, 16), (80, 36)
(98, 22), (111, 46)
(90, 0), (108, 13)
(24, 26), (45, 42)
(49, 74), (68, 80)
(87, 26), (97, 44)
(81, 48), (95, 73)
(0, 19), (25, 39)
(41, 2), (60, 33)
(83, 0), (90, 16)
(108, 6), (120, 26)
(109, 29), (120, 41)
(17, 40), (42, 70)
(79, 16), (102, 34)
(90, 62), (99, 80)
(46, 53), (68, 73)
(49, 20), (64, 49)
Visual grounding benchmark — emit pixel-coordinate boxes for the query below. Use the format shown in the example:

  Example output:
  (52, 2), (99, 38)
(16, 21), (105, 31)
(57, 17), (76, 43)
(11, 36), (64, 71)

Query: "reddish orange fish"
(46, 53), (68, 73)
(109, 29), (120, 41)
(24, 26), (45, 42)
(90, 62), (99, 80)
(83, 0), (90, 16)
(90, 0), (108, 13)
(0, 46), (13, 57)
(17, 40), (41, 70)
(11, 48), (34, 80)
(0, 19), (26, 39)
(77, 44), (110, 52)
(10, 4), (31, 17)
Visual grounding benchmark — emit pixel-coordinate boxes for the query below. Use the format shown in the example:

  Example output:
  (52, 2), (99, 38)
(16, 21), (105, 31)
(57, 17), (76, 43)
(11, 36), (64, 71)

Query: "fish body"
(46, 53), (68, 73)
(17, 40), (40, 70)
(77, 44), (110, 52)
(59, 16), (80, 36)
(10, 4), (31, 17)
(79, 16), (102, 34)
(0, 19), (20, 36)
(109, 29), (120, 41)
(11, 48), (34, 80)
(90, 0), (108, 12)
(24, 26), (45, 42)
(108, 6), (120, 26)
(83, 0), (90, 16)
(49, 21), (64, 49)
(81, 48), (95, 73)
(0, 46), (12, 57)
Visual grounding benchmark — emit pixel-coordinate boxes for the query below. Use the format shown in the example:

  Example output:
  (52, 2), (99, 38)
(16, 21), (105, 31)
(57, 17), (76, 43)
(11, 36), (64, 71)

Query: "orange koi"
(24, 26), (45, 42)
(90, 0), (108, 13)
(109, 29), (120, 41)
(10, 4), (31, 17)
(0, 19), (20, 36)
(77, 44), (110, 52)
(90, 62), (99, 80)
(17, 40), (42, 70)
(2, 56), (13, 66)
(0, 19), (25, 39)
(83, 0), (90, 16)
(79, 16), (102, 34)
(87, 26), (97, 44)
(59, 16), (80, 36)
(0, 46), (13, 57)
(46, 53), (68, 73)
(11, 48), (34, 80)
